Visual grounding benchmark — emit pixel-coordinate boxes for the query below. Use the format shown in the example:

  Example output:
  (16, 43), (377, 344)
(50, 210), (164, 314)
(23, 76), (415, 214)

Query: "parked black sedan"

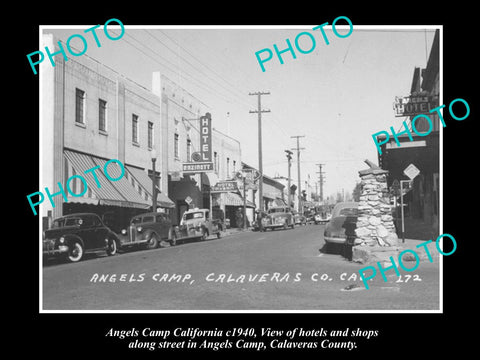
(323, 202), (359, 246)
(43, 213), (119, 263)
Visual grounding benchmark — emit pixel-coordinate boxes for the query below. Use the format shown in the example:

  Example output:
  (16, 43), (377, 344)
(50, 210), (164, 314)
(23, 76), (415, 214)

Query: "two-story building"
(40, 34), (175, 232)
(39, 34), (246, 230)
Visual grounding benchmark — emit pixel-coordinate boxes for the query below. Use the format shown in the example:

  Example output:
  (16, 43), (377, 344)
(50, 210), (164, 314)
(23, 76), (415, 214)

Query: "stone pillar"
(354, 161), (398, 247)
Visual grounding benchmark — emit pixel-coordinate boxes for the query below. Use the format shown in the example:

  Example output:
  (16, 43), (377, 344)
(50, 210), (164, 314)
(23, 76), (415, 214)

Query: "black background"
(15, 3), (476, 357)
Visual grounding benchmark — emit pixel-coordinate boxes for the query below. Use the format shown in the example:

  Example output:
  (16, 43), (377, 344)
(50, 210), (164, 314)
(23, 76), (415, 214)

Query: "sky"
(44, 23), (437, 201)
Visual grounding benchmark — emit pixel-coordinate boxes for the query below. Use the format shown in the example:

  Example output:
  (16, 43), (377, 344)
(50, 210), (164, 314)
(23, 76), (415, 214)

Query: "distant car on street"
(261, 206), (294, 231)
(323, 202), (359, 246)
(43, 213), (119, 263)
(314, 212), (331, 225)
(293, 211), (307, 226)
(117, 212), (174, 250)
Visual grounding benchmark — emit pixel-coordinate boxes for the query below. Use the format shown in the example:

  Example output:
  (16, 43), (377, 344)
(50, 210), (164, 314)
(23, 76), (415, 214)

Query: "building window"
(174, 133), (179, 159)
(132, 114), (139, 144)
(99, 99), (107, 132)
(214, 152), (218, 173)
(227, 157), (230, 178)
(148, 121), (154, 149)
(187, 138), (192, 161)
(233, 160), (236, 174)
(75, 88), (85, 124)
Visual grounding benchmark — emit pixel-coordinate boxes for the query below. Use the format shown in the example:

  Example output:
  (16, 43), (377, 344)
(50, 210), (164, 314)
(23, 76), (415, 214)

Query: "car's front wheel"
(67, 241), (84, 262)
(201, 230), (208, 241)
(146, 233), (159, 249)
(106, 238), (117, 256)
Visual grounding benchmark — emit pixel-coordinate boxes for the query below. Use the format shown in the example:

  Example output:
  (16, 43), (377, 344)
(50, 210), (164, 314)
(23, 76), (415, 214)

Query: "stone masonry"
(354, 160), (398, 248)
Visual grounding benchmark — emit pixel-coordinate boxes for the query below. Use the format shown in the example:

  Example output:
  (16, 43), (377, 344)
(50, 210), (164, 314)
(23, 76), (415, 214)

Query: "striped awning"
(126, 165), (175, 208)
(64, 149), (151, 209)
(219, 192), (255, 208)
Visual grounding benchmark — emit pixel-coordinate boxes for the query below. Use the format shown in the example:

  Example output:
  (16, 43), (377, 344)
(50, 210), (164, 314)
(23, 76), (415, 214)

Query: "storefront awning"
(218, 192), (255, 208)
(64, 150), (150, 209)
(126, 165), (175, 208)
(201, 172), (219, 187)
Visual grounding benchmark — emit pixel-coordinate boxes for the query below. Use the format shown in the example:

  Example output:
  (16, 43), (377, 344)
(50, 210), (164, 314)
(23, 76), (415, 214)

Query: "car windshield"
(184, 212), (204, 220)
(268, 208), (285, 214)
(338, 208), (359, 216)
(52, 217), (82, 227)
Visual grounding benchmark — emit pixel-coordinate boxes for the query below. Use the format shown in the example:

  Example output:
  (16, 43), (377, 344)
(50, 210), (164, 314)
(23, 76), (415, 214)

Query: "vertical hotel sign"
(200, 113), (212, 162)
(182, 113), (214, 173)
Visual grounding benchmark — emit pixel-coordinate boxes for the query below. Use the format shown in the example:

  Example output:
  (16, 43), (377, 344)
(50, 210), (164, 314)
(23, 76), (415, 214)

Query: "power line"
(156, 30), (251, 99)
(144, 30), (255, 107)
(109, 30), (254, 111)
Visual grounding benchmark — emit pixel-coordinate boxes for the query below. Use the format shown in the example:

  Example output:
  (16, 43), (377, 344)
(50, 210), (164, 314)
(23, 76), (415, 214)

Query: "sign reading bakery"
(200, 113), (212, 161)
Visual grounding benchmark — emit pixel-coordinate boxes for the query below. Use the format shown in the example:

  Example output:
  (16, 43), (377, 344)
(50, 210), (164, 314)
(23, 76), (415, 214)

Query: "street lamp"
(150, 148), (157, 213)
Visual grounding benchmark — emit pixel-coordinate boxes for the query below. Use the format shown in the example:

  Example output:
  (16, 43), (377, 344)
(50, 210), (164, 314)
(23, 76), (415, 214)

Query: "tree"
(352, 182), (362, 202)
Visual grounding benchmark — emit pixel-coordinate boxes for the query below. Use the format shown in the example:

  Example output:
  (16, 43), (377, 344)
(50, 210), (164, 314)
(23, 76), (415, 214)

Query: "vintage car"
(174, 208), (222, 243)
(314, 212), (331, 225)
(323, 202), (359, 245)
(43, 213), (119, 263)
(261, 206), (294, 231)
(117, 212), (174, 250)
(293, 211), (307, 226)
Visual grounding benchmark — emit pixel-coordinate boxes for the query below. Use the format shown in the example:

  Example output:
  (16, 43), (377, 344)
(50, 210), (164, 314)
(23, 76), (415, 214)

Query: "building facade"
(40, 34), (176, 232)
(151, 73), (245, 225)
(39, 35), (246, 231)
(377, 29), (440, 239)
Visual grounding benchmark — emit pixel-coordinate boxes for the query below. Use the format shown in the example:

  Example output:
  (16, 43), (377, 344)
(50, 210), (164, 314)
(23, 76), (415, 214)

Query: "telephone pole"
(316, 163), (325, 203)
(285, 150), (293, 208)
(291, 135), (305, 212)
(249, 91), (270, 212)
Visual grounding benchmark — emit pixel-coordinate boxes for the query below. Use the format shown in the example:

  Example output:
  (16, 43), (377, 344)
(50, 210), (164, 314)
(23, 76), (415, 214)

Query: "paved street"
(42, 224), (440, 311)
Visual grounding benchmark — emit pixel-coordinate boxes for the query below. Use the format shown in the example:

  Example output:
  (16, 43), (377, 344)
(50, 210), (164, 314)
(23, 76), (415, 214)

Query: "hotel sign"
(182, 162), (214, 173)
(211, 181), (238, 193)
(200, 113), (212, 161)
(181, 113), (214, 174)
(393, 95), (433, 117)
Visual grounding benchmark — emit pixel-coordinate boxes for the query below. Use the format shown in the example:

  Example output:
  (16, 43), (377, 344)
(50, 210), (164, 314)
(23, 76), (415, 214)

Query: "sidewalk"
(222, 227), (252, 237)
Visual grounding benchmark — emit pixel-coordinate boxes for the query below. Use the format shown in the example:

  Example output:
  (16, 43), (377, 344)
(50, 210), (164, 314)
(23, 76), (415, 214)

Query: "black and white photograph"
(17, 7), (476, 356)
(37, 23), (442, 312)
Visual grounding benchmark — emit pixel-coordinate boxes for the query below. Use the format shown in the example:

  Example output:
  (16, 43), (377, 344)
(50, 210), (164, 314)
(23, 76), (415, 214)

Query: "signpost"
(399, 164), (420, 243)
(403, 163), (420, 180)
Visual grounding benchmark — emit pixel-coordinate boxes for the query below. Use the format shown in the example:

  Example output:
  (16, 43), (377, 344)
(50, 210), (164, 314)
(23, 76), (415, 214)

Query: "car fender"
(143, 229), (157, 241)
(62, 234), (84, 248)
